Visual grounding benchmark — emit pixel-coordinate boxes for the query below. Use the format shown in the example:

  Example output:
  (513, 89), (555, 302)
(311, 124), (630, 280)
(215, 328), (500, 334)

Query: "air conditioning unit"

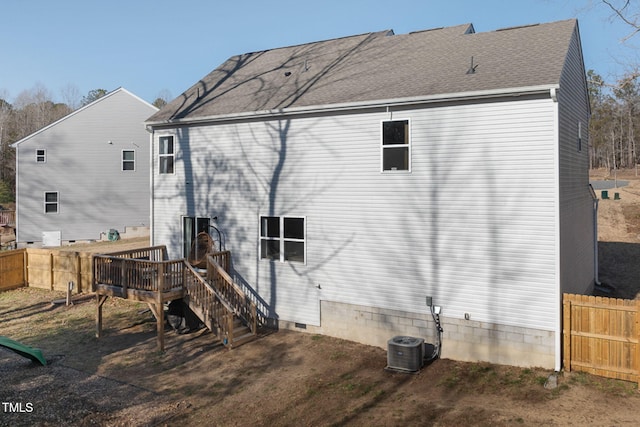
(387, 336), (424, 372)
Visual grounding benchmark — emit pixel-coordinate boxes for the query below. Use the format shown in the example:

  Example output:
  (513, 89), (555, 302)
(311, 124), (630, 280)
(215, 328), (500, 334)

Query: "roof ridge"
(242, 29), (393, 56)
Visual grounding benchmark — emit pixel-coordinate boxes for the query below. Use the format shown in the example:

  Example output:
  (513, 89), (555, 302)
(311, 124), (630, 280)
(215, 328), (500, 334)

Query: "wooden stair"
(183, 263), (257, 349)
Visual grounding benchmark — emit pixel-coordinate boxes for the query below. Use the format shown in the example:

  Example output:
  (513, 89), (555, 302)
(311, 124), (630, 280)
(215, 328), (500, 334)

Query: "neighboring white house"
(12, 88), (158, 246)
(145, 20), (593, 369)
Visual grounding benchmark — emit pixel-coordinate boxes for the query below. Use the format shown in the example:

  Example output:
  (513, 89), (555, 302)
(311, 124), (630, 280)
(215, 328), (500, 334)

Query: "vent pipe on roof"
(466, 56), (478, 74)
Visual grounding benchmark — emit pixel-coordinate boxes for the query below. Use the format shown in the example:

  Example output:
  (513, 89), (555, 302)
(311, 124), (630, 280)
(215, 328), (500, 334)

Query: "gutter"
(146, 84), (560, 128)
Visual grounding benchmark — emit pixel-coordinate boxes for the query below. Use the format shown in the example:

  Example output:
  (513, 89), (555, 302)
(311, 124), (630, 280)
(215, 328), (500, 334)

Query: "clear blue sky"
(0, 0), (637, 104)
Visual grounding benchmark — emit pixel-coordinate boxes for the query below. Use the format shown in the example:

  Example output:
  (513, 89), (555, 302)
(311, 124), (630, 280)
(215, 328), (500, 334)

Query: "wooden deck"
(93, 246), (260, 351)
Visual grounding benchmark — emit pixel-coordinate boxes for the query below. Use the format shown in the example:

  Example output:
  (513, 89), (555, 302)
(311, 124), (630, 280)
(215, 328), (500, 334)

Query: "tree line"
(588, 69), (640, 170)
(0, 86), (168, 204)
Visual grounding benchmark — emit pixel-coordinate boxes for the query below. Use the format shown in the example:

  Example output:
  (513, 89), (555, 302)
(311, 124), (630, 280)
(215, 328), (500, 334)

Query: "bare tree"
(602, 0), (640, 41)
(60, 84), (82, 111)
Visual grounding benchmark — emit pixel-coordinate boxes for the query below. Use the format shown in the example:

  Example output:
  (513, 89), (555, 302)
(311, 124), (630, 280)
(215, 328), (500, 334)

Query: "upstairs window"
(36, 149), (46, 163)
(382, 120), (410, 171)
(122, 149), (135, 171)
(159, 136), (174, 174)
(577, 121), (583, 152)
(44, 192), (58, 214)
(260, 216), (305, 263)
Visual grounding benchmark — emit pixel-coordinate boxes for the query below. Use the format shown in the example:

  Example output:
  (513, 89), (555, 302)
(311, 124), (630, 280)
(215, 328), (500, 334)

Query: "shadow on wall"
(597, 241), (640, 299)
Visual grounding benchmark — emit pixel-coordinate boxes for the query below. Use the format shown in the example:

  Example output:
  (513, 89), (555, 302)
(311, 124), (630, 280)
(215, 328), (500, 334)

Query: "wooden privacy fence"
(25, 248), (94, 293)
(0, 249), (26, 291)
(563, 293), (640, 386)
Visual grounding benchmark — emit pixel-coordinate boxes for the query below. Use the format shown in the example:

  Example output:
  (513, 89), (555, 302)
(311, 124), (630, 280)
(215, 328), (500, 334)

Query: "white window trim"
(36, 148), (46, 163)
(122, 149), (136, 171)
(158, 135), (175, 175)
(259, 215), (306, 264)
(44, 191), (59, 214)
(380, 118), (411, 173)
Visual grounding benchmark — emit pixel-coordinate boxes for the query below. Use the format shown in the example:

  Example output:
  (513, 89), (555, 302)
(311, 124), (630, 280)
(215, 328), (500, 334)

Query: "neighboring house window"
(577, 121), (583, 152)
(159, 136), (174, 174)
(382, 120), (410, 171)
(44, 192), (58, 214)
(36, 149), (46, 163)
(260, 216), (305, 263)
(122, 149), (135, 171)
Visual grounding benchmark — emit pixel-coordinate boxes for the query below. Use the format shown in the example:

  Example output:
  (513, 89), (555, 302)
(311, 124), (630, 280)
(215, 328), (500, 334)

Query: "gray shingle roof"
(147, 19), (578, 124)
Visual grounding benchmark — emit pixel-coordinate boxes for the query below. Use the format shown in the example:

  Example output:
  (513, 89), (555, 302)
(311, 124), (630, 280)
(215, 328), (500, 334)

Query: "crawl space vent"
(387, 336), (424, 372)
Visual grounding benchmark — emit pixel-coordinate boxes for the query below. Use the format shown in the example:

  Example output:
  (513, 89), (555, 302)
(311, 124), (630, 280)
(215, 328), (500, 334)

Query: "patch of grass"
(330, 350), (347, 360)
(567, 372), (637, 397)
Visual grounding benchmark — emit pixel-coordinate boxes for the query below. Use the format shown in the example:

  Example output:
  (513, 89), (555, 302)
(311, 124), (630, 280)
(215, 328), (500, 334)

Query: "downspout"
(551, 87), (562, 372)
(589, 184), (601, 285)
(147, 126), (155, 247)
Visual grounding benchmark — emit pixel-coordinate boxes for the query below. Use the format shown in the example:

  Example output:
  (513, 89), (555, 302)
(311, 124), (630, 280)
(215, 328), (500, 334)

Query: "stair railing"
(183, 262), (237, 345)
(206, 252), (258, 336)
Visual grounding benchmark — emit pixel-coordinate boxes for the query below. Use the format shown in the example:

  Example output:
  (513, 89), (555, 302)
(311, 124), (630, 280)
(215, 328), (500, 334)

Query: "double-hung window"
(260, 216), (305, 263)
(44, 192), (59, 214)
(159, 136), (174, 174)
(382, 119), (410, 171)
(122, 149), (135, 171)
(36, 149), (46, 163)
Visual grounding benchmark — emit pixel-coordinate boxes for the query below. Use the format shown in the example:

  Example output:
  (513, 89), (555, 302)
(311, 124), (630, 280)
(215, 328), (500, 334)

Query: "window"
(36, 149), (46, 163)
(260, 216), (305, 263)
(44, 192), (58, 214)
(577, 121), (583, 152)
(159, 136), (174, 174)
(382, 120), (410, 171)
(122, 150), (135, 171)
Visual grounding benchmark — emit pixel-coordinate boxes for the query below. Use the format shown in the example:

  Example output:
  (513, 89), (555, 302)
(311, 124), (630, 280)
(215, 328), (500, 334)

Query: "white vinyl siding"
(152, 97), (559, 330)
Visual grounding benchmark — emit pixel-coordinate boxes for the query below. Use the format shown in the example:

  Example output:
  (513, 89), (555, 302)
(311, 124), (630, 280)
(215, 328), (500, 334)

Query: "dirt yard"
(2, 171), (640, 426)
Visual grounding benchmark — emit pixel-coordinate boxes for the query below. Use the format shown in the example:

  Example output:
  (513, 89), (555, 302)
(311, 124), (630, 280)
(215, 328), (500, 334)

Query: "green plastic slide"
(0, 336), (47, 366)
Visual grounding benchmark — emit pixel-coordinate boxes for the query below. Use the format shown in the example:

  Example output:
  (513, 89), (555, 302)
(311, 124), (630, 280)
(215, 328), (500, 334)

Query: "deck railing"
(93, 246), (259, 348)
(207, 251), (259, 335)
(0, 210), (15, 227)
(93, 246), (182, 293)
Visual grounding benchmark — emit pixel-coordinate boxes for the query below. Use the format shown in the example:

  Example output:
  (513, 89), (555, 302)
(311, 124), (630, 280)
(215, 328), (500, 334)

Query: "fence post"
(121, 259), (128, 296)
(49, 252), (54, 290)
(636, 299), (640, 388)
(563, 294), (571, 373)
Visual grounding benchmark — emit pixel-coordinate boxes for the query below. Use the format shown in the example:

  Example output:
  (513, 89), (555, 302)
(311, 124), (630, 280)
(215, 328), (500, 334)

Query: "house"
(12, 88), (158, 246)
(145, 19), (593, 369)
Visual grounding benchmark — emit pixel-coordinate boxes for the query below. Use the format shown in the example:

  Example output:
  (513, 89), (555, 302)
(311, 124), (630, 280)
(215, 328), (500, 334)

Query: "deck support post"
(96, 295), (108, 338)
(156, 262), (165, 351)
